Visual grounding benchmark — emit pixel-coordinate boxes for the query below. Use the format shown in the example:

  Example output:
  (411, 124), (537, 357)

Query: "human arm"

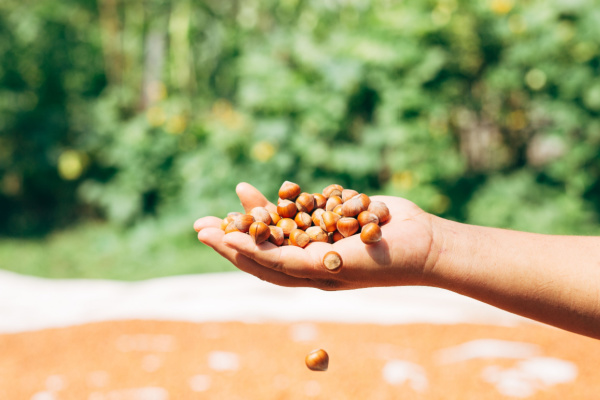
(195, 183), (600, 339)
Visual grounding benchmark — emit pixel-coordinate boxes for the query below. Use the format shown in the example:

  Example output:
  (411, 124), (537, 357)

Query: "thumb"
(236, 182), (277, 213)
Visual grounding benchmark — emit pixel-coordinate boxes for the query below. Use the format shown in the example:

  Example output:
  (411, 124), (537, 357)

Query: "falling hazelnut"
(305, 348), (329, 371)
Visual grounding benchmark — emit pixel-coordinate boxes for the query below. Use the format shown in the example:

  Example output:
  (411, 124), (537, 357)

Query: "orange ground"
(2, 320), (599, 399)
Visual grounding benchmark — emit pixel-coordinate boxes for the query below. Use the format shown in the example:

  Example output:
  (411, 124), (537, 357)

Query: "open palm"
(195, 183), (437, 290)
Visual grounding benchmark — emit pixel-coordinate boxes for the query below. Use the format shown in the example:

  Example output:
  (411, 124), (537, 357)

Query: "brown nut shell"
(323, 251), (342, 272)
(341, 195), (368, 217)
(325, 196), (343, 212)
(279, 181), (301, 200)
(289, 229), (310, 248)
(249, 221), (270, 244)
(220, 216), (234, 231)
(337, 217), (359, 238)
(277, 200), (298, 219)
(341, 189), (359, 203)
(305, 226), (328, 242)
(311, 208), (325, 226)
(250, 207), (272, 225)
(294, 212), (313, 231)
(268, 226), (285, 246)
(323, 184), (343, 199)
(320, 211), (341, 233)
(296, 193), (315, 214)
(277, 218), (298, 237)
(368, 201), (391, 225)
(331, 231), (344, 243)
(357, 211), (379, 227)
(233, 214), (255, 233)
(224, 221), (240, 234)
(332, 204), (344, 216)
(269, 211), (281, 225)
(313, 193), (327, 210)
(360, 222), (382, 244)
(305, 348), (329, 371)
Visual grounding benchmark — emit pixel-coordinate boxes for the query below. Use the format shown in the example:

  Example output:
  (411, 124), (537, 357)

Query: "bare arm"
(428, 217), (600, 339)
(195, 183), (600, 339)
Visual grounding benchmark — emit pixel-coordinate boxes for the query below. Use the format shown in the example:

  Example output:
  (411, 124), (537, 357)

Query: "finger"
(194, 216), (223, 232)
(236, 182), (276, 213)
(222, 231), (327, 279)
(197, 228), (310, 287)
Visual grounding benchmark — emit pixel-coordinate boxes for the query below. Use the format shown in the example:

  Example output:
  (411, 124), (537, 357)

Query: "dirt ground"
(2, 319), (599, 400)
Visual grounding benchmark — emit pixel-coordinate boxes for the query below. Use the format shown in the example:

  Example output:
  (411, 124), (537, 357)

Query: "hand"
(194, 183), (438, 290)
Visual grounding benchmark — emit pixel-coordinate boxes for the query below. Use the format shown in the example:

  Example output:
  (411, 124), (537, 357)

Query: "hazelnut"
(277, 218), (298, 237)
(331, 231), (343, 243)
(220, 215), (234, 231)
(311, 208), (325, 226)
(268, 226), (285, 246)
(360, 222), (382, 244)
(224, 221), (240, 234)
(289, 229), (310, 248)
(269, 211), (281, 225)
(305, 348), (329, 371)
(305, 226), (328, 242)
(320, 211), (341, 233)
(341, 189), (359, 203)
(249, 221), (270, 244)
(357, 211), (379, 227)
(368, 201), (391, 225)
(279, 181), (301, 201)
(325, 195), (343, 212)
(227, 211), (242, 218)
(277, 199), (298, 219)
(323, 251), (342, 272)
(323, 184), (343, 199)
(341, 195), (368, 217)
(296, 193), (315, 214)
(294, 212), (312, 231)
(313, 193), (327, 209)
(337, 217), (359, 238)
(233, 214), (255, 233)
(250, 207), (272, 225)
(332, 204), (344, 216)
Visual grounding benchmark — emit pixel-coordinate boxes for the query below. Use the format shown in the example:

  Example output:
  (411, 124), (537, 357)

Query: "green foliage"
(3, 0), (600, 245)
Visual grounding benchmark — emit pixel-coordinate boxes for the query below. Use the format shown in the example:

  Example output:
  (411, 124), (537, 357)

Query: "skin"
(195, 182), (600, 340)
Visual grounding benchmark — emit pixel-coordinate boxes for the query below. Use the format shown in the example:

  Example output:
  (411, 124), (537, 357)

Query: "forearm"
(428, 216), (600, 339)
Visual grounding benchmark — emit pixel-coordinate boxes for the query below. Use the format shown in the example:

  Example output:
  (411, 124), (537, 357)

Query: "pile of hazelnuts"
(221, 181), (390, 255)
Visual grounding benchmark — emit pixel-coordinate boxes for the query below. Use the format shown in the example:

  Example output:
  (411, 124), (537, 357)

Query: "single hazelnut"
(323, 251), (342, 272)
(279, 181), (301, 200)
(250, 207), (272, 225)
(312, 208), (325, 226)
(320, 211), (341, 233)
(296, 193), (315, 214)
(357, 211), (379, 227)
(332, 204), (344, 216)
(360, 222), (382, 244)
(289, 229), (310, 248)
(277, 218), (298, 237)
(325, 195), (343, 212)
(305, 348), (329, 371)
(341, 195), (367, 217)
(224, 221), (240, 234)
(220, 215), (234, 231)
(277, 199), (298, 219)
(294, 212), (312, 230)
(337, 217), (359, 238)
(268, 226), (285, 246)
(313, 193), (327, 209)
(233, 214), (255, 233)
(227, 211), (242, 219)
(305, 226), (328, 242)
(368, 201), (391, 225)
(322, 184), (343, 199)
(249, 221), (270, 244)
(341, 189), (359, 203)
(331, 231), (344, 243)
(269, 211), (281, 225)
